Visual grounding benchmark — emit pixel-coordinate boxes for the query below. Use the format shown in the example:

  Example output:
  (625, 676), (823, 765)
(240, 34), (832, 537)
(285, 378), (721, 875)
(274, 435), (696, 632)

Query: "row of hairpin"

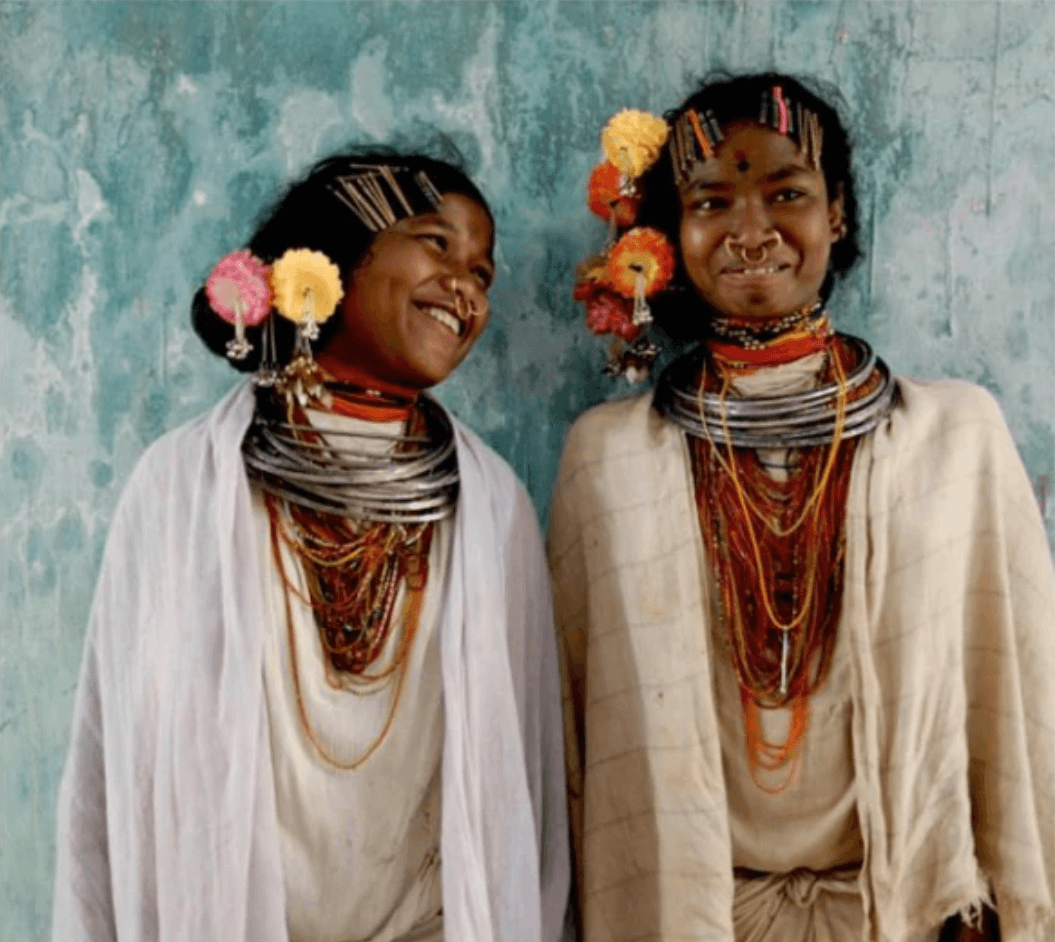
(328, 166), (442, 232)
(670, 87), (824, 181)
(671, 108), (723, 183)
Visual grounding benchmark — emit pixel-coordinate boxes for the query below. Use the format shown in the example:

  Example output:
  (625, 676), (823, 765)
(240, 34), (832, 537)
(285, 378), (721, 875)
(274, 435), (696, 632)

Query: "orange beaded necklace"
(692, 330), (860, 793)
(264, 390), (435, 770)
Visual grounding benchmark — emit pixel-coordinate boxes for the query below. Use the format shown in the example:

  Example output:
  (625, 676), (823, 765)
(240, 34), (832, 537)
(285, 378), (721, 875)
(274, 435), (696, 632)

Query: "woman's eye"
(690, 197), (729, 212)
(772, 188), (804, 203)
(421, 233), (448, 251)
(473, 267), (494, 289)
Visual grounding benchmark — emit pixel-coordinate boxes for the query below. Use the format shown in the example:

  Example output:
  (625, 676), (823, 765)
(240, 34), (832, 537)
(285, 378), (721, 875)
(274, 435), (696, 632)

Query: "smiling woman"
(676, 122), (843, 320)
(324, 191), (494, 388)
(551, 74), (1054, 942)
(51, 152), (568, 942)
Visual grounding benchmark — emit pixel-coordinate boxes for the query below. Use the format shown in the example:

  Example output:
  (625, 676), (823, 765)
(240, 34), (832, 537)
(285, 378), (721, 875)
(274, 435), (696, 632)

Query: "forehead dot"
(735, 151), (750, 173)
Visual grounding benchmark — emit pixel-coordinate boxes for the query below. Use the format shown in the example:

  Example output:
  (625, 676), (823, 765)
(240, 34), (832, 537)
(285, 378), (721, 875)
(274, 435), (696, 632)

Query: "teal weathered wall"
(1, 2), (1052, 935)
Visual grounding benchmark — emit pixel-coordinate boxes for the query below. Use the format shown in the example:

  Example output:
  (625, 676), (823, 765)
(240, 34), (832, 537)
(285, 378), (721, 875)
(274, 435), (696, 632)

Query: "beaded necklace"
(263, 393), (438, 770)
(690, 332), (863, 793)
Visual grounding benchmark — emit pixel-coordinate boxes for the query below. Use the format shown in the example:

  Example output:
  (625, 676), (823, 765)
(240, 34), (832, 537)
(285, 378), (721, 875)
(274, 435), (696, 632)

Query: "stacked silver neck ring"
(654, 335), (898, 449)
(242, 389), (459, 523)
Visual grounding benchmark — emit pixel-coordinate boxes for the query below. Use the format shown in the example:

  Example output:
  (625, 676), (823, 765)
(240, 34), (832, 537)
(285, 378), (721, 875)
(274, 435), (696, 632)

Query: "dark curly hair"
(636, 72), (862, 342)
(192, 150), (493, 372)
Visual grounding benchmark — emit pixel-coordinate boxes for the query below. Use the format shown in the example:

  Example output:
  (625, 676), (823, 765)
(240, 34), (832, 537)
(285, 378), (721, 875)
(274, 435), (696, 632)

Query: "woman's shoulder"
(448, 413), (541, 537)
(885, 375), (1013, 452)
(115, 385), (253, 522)
(872, 376), (1035, 514)
(560, 391), (657, 466)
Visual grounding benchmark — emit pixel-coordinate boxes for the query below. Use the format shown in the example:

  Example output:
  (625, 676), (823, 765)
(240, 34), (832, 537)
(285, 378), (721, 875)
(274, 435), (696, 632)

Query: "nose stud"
(725, 230), (783, 265)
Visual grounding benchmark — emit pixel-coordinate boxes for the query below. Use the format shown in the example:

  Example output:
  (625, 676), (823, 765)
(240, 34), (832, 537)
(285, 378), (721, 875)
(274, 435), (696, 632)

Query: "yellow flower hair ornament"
(269, 248), (344, 407)
(270, 248), (344, 342)
(601, 109), (670, 188)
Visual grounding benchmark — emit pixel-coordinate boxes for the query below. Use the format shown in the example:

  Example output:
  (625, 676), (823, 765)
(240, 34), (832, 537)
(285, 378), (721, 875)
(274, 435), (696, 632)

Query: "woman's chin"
(710, 289), (815, 321)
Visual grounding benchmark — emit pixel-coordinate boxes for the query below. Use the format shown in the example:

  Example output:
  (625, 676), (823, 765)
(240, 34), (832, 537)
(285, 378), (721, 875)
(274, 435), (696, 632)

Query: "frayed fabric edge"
(899, 867), (992, 941)
(906, 872), (1055, 942)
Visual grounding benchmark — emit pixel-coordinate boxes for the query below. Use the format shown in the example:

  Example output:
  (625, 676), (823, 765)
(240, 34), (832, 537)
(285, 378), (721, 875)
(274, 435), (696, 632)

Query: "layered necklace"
(244, 374), (459, 770)
(655, 308), (895, 792)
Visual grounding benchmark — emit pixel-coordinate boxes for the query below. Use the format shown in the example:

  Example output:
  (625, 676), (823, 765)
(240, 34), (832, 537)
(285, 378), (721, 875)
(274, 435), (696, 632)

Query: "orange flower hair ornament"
(574, 109), (672, 383)
(587, 161), (642, 232)
(606, 227), (676, 326)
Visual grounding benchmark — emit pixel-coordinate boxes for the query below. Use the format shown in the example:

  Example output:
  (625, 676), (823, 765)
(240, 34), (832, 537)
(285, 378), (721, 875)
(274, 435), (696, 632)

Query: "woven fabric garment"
(712, 355), (927, 939)
(52, 383), (570, 942)
(548, 377), (1054, 942)
(251, 407), (452, 942)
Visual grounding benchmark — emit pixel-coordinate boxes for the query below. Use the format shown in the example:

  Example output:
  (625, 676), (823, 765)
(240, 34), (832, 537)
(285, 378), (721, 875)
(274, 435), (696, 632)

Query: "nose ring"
(725, 230), (783, 265)
(450, 280), (476, 319)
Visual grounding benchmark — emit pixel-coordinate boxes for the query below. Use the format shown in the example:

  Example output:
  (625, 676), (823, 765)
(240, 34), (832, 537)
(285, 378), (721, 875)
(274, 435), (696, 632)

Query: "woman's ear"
(829, 182), (847, 242)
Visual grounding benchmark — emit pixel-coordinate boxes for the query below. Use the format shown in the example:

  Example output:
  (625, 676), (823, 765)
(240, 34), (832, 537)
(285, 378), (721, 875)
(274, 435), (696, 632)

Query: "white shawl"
(549, 377), (1054, 942)
(52, 383), (569, 942)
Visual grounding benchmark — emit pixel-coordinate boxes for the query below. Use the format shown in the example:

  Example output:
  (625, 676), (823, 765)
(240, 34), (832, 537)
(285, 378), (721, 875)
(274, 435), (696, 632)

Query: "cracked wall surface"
(1, 2), (1052, 935)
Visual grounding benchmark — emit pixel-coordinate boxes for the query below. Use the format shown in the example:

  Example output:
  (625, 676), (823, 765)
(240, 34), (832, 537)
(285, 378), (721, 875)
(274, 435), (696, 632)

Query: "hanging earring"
(269, 249), (344, 407)
(205, 250), (273, 362)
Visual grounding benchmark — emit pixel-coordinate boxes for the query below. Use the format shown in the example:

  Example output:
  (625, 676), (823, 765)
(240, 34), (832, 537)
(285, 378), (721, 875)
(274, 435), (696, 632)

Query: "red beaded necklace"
(692, 330), (860, 793)
(265, 390), (435, 770)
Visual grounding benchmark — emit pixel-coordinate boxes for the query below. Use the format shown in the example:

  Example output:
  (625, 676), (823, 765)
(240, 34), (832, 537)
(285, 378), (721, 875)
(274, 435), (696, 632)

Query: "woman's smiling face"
(678, 121), (844, 320)
(320, 192), (495, 389)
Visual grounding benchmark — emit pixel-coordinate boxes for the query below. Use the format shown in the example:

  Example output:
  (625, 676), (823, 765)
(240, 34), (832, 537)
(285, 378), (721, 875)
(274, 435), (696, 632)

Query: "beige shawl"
(548, 376), (1054, 942)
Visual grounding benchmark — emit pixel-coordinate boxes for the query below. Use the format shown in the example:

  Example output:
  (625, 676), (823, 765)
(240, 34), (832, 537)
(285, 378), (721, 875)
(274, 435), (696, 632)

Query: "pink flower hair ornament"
(205, 250), (273, 360)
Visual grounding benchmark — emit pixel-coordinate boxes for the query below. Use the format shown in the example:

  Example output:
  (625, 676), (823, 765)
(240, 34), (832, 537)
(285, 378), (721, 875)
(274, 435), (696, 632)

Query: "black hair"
(636, 71), (862, 342)
(192, 150), (494, 372)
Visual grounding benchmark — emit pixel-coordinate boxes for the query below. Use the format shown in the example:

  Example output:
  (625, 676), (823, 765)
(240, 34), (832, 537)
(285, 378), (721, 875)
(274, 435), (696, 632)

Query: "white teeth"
(423, 306), (462, 336)
(740, 266), (781, 275)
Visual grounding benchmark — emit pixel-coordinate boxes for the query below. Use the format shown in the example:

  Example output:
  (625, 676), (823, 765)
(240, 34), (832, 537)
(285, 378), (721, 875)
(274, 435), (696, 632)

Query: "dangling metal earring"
(255, 315), (279, 388)
(270, 249), (344, 407)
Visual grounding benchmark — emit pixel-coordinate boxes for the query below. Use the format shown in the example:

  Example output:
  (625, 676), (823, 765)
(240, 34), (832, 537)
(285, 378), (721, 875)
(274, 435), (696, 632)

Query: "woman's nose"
(730, 197), (777, 247)
(438, 270), (485, 318)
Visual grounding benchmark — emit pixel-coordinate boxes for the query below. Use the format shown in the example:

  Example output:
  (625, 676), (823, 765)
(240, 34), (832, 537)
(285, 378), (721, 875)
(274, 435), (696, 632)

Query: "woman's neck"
(706, 302), (832, 373)
(314, 352), (419, 422)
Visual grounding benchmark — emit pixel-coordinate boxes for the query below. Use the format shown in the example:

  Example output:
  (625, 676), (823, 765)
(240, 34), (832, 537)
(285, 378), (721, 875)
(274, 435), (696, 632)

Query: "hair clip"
(379, 165), (414, 216)
(415, 171), (443, 210)
(330, 175), (388, 231)
(803, 110), (823, 171)
(773, 86), (790, 135)
(688, 109), (715, 162)
(672, 115), (697, 183)
(704, 109), (724, 147)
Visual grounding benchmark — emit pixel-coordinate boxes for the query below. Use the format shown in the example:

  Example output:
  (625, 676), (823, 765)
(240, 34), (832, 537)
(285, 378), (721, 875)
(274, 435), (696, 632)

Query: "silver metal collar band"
(242, 391), (459, 523)
(653, 335), (898, 449)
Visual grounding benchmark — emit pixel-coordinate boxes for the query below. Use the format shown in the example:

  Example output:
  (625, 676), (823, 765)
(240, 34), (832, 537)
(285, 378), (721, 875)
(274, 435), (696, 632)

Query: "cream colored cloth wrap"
(718, 355), (886, 941)
(548, 377), (1054, 942)
(52, 383), (570, 942)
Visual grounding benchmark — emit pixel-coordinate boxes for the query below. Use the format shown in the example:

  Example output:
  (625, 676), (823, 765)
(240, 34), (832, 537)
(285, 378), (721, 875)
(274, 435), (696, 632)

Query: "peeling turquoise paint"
(1, 2), (1052, 936)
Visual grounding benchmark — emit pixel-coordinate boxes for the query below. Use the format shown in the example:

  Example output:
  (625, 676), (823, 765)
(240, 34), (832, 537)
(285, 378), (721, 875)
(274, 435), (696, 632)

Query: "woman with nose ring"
(724, 230), (783, 267)
(52, 151), (569, 942)
(549, 73), (1053, 942)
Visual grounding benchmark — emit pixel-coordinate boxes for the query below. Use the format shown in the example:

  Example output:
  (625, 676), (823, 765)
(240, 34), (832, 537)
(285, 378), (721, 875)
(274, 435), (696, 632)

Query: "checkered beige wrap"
(548, 377), (1054, 942)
